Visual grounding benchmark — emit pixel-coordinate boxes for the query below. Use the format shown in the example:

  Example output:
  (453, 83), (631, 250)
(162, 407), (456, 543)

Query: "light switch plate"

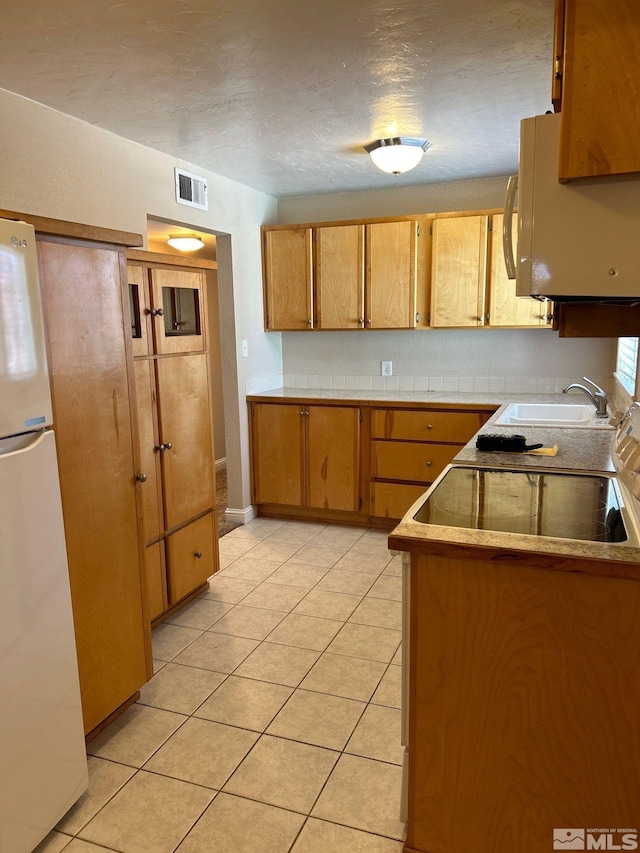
(241, 339), (248, 358)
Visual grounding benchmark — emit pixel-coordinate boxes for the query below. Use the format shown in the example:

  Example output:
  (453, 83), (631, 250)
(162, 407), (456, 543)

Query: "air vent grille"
(174, 168), (208, 210)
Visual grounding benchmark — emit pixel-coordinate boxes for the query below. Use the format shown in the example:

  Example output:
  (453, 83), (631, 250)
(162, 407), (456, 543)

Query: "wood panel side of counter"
(405, 551), (640, 853)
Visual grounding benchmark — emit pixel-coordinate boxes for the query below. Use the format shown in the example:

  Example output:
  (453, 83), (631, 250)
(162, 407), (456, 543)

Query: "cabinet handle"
(425, 460), (433, 467)
(194, 551), (203, 559)
(136, 473), (148, 483)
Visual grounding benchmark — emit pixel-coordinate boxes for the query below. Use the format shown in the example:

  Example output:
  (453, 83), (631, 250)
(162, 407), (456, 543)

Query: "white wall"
(276, 179), (617, 389)
(0, 87), (279, 511)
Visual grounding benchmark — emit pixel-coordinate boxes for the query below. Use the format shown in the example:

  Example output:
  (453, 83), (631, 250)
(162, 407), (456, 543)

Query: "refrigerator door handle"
(503, 174), (518, 280)
(0, 429), (46, 459)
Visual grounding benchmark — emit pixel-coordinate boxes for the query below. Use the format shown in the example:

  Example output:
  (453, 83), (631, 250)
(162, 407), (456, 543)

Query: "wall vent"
(174, 168), (208, 210)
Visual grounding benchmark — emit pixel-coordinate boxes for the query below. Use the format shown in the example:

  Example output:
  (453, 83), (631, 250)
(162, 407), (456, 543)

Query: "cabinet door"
(156, 353), (214, 530)
(145, 542), (167, 621)
(488, 214), (548, 327)
(559, 0), (640, 179)
(150, 269), (206, 355)
(315, 225), (364, 329)
(263, 228), (313, 330)
(38, 239), (149, 735)
(370, 482), (427, 520)
(431, 216), (487, 327)
(127, 264), (152, 357)
(306, 406), (360, 511)
(133, 359), (163, 543)
(166, 513), (215, 604)
(251, 403), (304, 505)
(366, 221), (417, 328)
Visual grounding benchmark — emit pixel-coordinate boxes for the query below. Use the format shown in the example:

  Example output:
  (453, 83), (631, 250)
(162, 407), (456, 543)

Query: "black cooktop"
(413, 467), (627, 543)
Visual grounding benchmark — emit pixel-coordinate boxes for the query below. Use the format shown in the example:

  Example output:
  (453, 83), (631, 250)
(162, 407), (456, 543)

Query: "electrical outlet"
(241, 339), (248, 358)
(381, 360), (392, 376)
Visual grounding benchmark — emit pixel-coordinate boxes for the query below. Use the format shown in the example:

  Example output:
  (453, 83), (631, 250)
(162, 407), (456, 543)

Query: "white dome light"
(167, 234), (205, 251)
(364, 138), (430, 175)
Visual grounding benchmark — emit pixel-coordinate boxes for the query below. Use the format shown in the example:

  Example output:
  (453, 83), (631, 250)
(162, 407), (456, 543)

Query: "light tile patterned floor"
(39, 519), (406, 853)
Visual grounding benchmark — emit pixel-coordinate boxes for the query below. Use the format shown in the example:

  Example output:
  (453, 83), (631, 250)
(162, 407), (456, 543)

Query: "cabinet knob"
(425, 460), (433, 467)
(426, 424), (433, 430)
(151, 308), (164, 317)
(164, 441), (173, 450)
(136, 473), (148, 483)
(307, 319), (312, 326)
(154, 442), (173, 452)
(358, 318), (364, 326)
(366, 319), (371, 326)
(194, 551), (203, 559)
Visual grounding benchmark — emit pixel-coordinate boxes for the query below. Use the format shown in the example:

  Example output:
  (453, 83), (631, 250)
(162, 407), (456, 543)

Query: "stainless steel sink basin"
(494, 403), (613, 429)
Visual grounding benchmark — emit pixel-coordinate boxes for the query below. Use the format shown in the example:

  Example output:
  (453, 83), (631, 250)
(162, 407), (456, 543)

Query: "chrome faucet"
(562, 376), (609, 418)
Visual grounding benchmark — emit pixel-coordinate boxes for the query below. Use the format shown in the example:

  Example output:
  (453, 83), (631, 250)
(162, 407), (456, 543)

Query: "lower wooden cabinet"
(249, 399), (495, 525)
(250, 402), (361, 513)
(370, 406), (493, 521)
(166, 513), (216, 604)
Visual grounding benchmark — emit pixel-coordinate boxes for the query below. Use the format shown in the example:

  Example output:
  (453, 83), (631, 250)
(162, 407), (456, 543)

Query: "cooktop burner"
(413, 467), (627, 543)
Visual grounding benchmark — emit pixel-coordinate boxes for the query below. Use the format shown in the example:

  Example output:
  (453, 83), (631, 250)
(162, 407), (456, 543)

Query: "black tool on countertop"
(475, 433), (544, 453)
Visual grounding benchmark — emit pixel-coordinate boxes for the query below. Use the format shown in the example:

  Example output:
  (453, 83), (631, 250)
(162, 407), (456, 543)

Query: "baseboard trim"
(225, 505), (258, 525)
(214, 457), (226, 473)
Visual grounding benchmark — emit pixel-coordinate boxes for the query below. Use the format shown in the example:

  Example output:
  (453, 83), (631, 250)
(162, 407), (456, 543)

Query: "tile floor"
(38, 519), (406, 853)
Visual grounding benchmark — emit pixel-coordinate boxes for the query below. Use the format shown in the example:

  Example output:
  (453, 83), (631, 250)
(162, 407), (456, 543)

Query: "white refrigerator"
(0, 218), (88, 852)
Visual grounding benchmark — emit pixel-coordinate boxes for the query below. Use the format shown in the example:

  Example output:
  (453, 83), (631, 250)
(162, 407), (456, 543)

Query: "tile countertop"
(246, 388), (562, 407)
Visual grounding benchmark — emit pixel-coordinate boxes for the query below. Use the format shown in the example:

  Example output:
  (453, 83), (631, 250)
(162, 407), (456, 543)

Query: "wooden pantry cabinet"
(250, 402), (361, 514)
(32, 221), (151, 737)
(554, 0), (640, 180)
(430, 213), (552, 328)
(127, 255), (218, 623)
(262, 218), (419, 330)
(369, 407), (492, 521)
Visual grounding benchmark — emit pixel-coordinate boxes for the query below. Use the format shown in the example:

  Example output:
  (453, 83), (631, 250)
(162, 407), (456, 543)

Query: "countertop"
(246, 388), (555, 408)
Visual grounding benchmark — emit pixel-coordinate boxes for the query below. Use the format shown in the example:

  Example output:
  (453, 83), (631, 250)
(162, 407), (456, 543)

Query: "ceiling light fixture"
(364, 137), (431, 175)
(166, 234), (205, 251)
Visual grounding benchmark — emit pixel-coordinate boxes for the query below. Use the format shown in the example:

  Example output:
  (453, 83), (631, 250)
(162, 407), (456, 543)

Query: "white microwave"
(504, 112), (640, 300)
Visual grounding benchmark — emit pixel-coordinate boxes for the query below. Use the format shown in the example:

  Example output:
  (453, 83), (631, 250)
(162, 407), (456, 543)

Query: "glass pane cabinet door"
(150, 269), (206, 354)
(127, 264), (152, 357)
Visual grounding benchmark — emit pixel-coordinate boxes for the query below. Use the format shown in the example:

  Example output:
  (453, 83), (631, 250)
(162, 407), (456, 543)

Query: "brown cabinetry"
(369, 407), (492, 520)
(431, 213), (551, 328)
(554, 0), (640, 180)
(250, 402), (361, 512)
(128, 258), (218, 622)
(37, 234), (151, 736)
(262, 219), (418, 330)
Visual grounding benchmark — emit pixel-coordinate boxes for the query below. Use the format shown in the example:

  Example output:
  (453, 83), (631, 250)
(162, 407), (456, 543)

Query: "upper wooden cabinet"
(262, 218), (418, 331)
(128, 264), (207, 355)
(250, 402), (361, 512)
(555, 0), (640, 180)
(431, 214), (551, 328)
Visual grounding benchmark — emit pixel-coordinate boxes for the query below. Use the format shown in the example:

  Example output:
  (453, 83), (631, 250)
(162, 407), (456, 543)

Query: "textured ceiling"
(0, 0), (554, 198)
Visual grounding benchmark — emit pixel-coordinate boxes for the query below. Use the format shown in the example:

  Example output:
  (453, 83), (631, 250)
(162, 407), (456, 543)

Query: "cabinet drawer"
(371, 409), (490, 443)
(166, 513), (215, 605)
(370, 482), (427, 520)
(372, 440), (458, 484)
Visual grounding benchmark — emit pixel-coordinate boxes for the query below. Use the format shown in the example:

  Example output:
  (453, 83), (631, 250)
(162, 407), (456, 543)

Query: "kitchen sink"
(494, 403), (614, 429)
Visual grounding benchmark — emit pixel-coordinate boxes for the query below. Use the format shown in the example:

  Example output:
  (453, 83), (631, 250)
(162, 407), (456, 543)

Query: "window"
(616, 337), (638, 396)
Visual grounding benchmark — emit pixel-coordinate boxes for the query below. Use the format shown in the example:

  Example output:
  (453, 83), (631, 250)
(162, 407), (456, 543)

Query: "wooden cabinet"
(398, 547), (640, 853)
(250, 402), (361, 512)
(555, 0), (640, 180)
(262, 219), (418, 331)
(37, 234), (151, 736)
(128, 259), (218, 622)
(369, 407), (493, 520)
(431, 213), (552, 328)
